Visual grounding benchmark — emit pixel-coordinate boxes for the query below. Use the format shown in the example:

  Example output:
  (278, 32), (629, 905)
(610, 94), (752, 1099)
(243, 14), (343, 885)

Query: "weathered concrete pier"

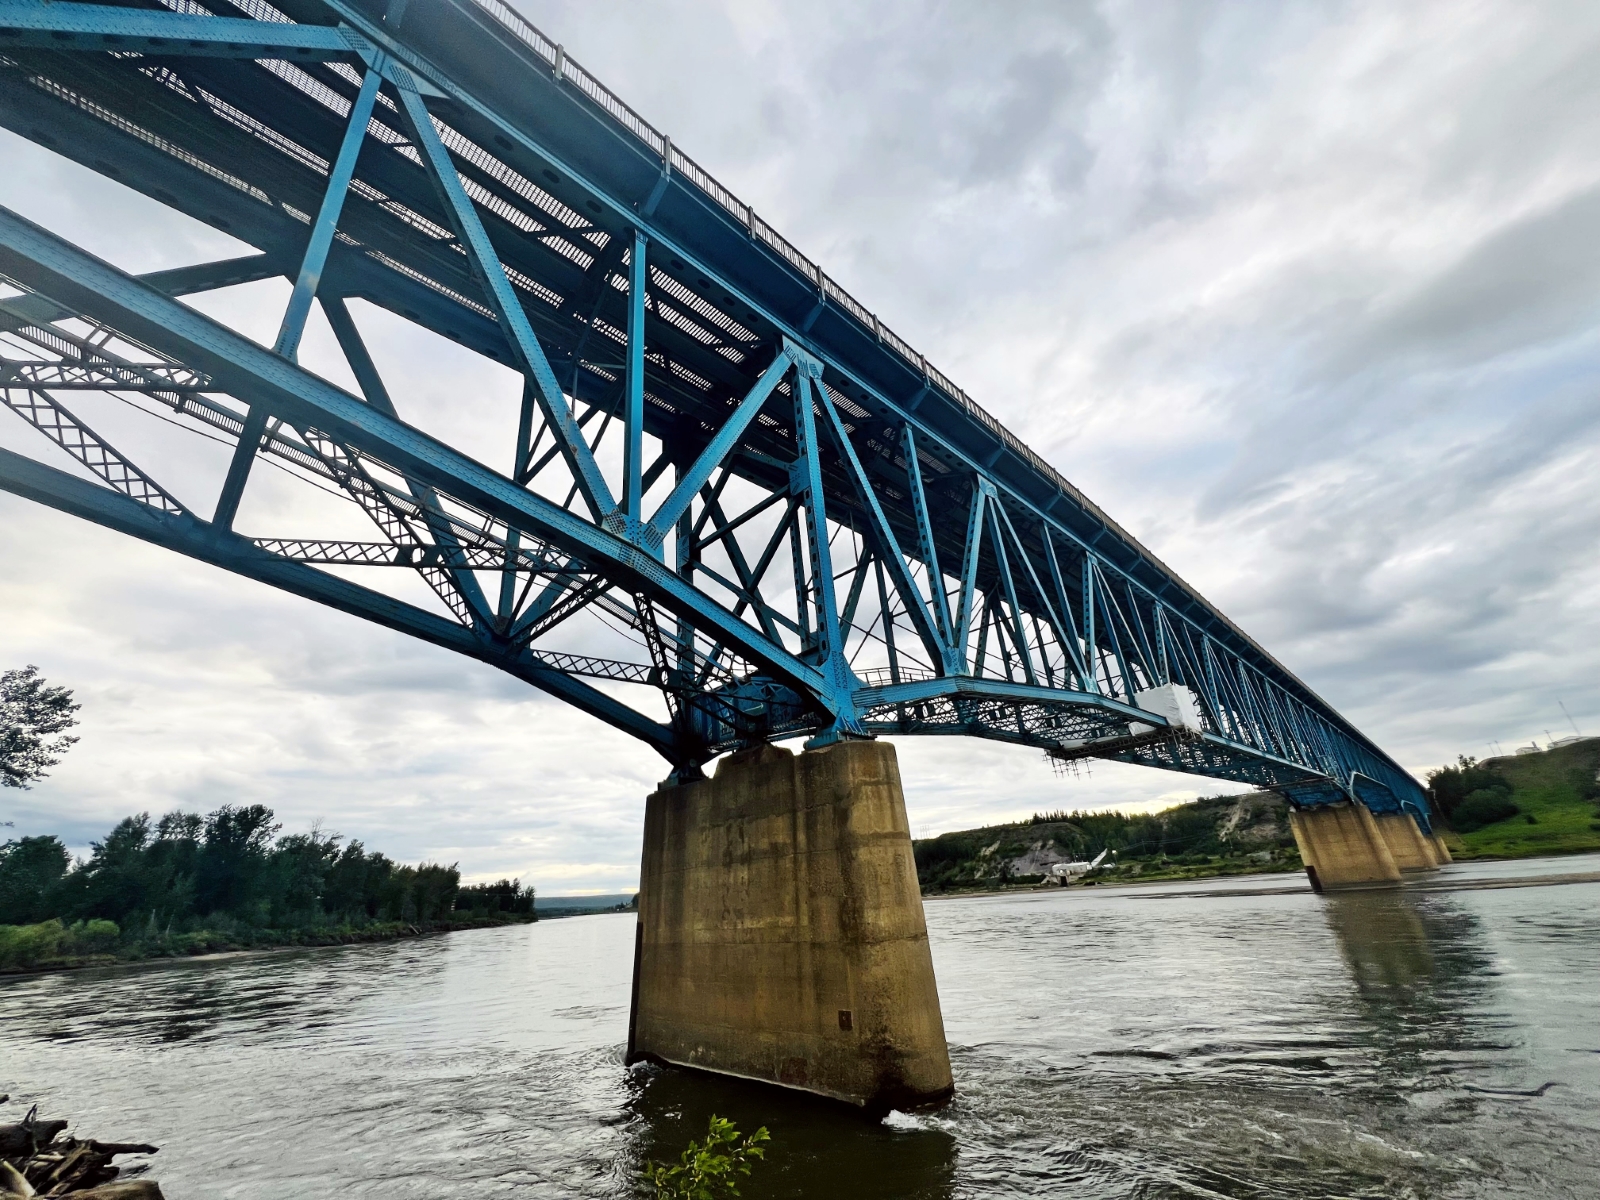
(627, 740), (953, 1112)
(1290, 804), (1450, 891)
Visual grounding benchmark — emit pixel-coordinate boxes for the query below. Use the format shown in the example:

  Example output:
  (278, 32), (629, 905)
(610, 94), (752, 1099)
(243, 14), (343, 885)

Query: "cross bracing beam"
(0, 0), (1428, 823)
(0, 0), (363, 57)
(250, 536), (574, 572)
(0, 445), (678, 755)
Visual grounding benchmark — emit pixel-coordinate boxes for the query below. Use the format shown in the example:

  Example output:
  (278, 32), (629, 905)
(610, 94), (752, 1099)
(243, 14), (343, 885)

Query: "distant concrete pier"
(1289, 803), (1402, 889)
(1373, 811), (1446, 871)
(628, 740), (953, 1112)
(1289, 803), (1450, 890)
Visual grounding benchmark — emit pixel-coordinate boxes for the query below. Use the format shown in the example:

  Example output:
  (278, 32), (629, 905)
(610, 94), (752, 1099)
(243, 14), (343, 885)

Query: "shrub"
(1428, 757), (1513, 823)
(0, 919), (67, 969)
(1453, 789), (1520, 832)
(0, 918), (123, 969)
(645, 1116), (769, 1200)
(75, 918), (121, 953)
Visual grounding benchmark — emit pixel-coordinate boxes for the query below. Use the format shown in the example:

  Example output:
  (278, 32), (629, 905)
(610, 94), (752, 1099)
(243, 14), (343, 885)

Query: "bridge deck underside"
(0, 0), (1427, 823)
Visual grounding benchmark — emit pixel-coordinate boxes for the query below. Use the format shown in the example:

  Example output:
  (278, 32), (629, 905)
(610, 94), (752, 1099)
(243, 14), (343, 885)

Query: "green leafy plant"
(645, 1115), (770, 1199)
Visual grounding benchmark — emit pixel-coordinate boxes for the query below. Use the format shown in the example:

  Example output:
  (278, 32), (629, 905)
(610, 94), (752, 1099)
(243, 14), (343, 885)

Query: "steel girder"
(0, 0), (1428, 822)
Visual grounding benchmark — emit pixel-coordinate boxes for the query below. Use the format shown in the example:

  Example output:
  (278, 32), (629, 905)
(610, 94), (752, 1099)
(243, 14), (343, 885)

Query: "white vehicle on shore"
(1041, 848), (1111, 886)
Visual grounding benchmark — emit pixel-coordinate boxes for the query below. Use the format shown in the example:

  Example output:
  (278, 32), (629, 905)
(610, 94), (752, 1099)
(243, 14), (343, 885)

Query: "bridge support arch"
(627, 738), (953, 1113)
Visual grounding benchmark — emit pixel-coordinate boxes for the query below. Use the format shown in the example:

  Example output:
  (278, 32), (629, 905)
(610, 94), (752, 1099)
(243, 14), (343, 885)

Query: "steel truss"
(0, 0), (1427, 822)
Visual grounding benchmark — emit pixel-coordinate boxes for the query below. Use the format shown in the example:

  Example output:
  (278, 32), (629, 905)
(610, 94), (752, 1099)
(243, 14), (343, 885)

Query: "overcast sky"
(3, 0), (1598, 893)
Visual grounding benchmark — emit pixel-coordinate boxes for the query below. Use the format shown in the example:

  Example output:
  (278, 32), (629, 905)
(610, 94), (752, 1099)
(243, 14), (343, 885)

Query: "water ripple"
(2, 868), (1598, 1197)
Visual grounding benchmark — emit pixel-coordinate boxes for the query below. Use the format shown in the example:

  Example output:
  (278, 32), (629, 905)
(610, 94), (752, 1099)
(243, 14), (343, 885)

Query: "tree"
(1, 666), (81, 790)
(0, 835), (71, 923)
(1427, 756), (1518, 829)
(196, 804), (280, 915)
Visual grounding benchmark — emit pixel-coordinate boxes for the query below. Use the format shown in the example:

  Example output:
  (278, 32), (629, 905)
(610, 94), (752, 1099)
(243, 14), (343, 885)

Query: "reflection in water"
(0, 866), (1597, 1198)
(1323, 890), (1441, 997)
(1321, 890), (1519, 1082)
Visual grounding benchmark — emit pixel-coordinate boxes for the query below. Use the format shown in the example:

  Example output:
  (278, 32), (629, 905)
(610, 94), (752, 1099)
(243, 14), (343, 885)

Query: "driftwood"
(0, 1122), (68, 1158)
(0, 1103), (161, 1199)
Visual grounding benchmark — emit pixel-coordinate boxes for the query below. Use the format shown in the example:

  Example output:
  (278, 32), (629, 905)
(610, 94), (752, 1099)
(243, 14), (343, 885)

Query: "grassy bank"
(1443, 737), (1600, 859)
(0, 911), (535, 975)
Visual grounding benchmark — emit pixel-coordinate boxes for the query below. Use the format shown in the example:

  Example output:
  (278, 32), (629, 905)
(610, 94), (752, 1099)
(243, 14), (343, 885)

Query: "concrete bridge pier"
(1288, 803), (1404, 891)
(626, 739), (954, 1113)
(1372, 811), (1444, 871)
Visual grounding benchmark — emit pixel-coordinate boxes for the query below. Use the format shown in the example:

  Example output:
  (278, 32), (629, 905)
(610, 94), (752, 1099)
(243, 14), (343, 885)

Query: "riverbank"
(914, 738), (1600, 895)
(913, 789), (1304, 895)
(0, 912), (535, 977)
(1445, 736), (1600, 859)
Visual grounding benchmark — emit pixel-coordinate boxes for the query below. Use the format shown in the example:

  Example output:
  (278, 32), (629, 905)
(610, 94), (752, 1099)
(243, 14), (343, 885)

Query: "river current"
(2, 855), (1597, 1199)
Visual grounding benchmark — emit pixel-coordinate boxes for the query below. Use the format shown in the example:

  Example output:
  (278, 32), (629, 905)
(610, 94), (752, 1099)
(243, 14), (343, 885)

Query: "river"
(2, 855), (1597, 1199)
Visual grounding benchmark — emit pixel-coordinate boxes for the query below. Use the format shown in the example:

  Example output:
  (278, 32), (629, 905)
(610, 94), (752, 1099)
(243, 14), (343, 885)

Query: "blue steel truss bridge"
(0, 0), (1429, 825)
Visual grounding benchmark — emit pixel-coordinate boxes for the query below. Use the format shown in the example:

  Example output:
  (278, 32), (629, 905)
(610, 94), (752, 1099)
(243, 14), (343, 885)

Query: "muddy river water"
(2, 855), (1596, 1198)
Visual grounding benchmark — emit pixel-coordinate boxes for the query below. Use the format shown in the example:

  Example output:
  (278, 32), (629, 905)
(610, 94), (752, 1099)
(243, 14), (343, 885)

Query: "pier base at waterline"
(626, 739), (954, 1113)
(1289, 802), (1404, 891)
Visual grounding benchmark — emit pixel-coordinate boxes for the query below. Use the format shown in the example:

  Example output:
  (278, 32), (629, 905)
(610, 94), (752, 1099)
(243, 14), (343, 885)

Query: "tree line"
(0, 804), (533, 931)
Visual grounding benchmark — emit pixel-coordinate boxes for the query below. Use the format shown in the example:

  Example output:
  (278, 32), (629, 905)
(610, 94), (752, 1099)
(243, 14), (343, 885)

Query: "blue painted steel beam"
(621, 229), (647, 526)
(211, 403), (268, 530)
(900, 424), (952, 646)
(391, 71), (616, 521)
(647, 347), (794, 542)
(0, 446), (680, 757)
(812, 379), (943, 669)
(275, 67), (383, 361)
(318, 293), (494, 626)
(0, 1), (362, 58)
(788, 368), (859, 735)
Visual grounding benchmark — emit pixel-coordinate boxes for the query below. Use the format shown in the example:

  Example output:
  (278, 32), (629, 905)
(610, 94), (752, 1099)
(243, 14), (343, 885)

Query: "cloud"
(4, 0), (1600, 891)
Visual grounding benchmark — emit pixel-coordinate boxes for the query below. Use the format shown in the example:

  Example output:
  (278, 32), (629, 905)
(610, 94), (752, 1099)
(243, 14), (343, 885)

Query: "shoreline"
(922, 848), (1600, 903)
(0, 914), (534, 981)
